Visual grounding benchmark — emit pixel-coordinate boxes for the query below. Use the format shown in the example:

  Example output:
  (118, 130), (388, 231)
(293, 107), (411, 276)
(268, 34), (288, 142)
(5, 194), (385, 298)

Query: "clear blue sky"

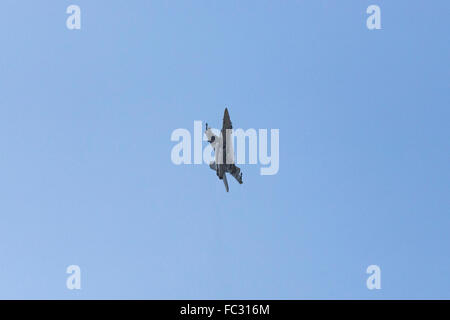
(0, 1), (448, 299)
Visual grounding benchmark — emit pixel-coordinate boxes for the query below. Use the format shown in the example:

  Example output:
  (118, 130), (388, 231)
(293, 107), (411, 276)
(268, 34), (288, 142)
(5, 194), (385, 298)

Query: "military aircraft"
(205, 108), (243, 192)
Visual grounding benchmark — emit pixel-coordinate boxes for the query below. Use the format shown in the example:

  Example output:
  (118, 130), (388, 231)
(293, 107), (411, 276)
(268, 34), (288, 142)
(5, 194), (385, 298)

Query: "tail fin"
(223, 173), (229, 192)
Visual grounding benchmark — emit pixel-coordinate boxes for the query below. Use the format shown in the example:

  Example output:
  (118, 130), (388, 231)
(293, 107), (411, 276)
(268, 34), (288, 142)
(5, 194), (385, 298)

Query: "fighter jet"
(205, 108), (243, 192)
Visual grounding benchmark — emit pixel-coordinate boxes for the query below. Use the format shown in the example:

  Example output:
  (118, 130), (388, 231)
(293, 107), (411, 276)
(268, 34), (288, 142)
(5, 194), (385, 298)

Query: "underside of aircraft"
(205, 108), (243, 192)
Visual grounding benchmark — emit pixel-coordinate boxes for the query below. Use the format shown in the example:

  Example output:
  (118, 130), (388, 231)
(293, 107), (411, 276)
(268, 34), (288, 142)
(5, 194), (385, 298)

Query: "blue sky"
(0, 1), (448, 299)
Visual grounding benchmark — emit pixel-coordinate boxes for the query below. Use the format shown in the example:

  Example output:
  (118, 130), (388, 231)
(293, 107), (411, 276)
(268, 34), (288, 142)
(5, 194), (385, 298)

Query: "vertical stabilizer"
(223, 173), (229, 192)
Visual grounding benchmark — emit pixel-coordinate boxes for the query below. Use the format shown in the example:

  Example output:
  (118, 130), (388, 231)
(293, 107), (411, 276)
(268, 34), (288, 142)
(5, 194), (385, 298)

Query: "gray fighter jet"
(205, 108), (243, 192)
